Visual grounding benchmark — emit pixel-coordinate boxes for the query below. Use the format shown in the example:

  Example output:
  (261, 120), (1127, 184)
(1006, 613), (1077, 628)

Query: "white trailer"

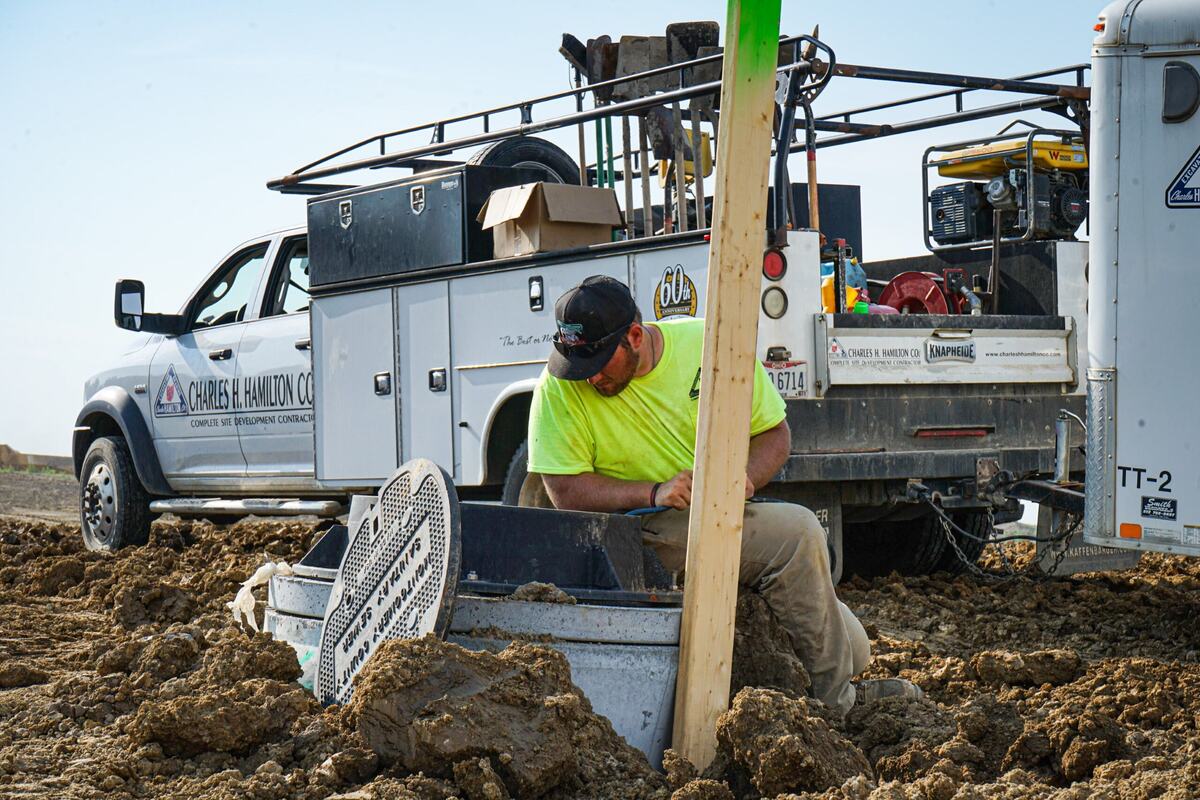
(1080, 0), (1200, 555)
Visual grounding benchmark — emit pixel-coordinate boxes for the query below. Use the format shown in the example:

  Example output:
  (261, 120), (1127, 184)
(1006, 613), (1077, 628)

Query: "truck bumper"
(779, 391), (1085, 483)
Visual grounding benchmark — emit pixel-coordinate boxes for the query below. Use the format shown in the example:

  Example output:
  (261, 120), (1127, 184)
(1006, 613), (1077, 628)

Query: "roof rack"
(267, 30), (1089, 198)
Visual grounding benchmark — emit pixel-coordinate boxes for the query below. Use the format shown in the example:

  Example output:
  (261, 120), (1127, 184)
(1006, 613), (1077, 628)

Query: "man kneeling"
(527, 276), (919, 713)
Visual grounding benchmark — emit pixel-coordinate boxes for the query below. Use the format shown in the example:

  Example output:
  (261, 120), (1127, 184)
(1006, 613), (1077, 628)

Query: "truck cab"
(75, 228), (317, 548)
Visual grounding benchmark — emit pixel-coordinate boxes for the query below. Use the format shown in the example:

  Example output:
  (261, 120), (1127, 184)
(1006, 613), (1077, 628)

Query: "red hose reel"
(876, 271), (949, 314)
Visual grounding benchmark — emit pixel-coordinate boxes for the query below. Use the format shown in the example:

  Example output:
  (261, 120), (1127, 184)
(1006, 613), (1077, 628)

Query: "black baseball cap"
(547, 275), (638, 380)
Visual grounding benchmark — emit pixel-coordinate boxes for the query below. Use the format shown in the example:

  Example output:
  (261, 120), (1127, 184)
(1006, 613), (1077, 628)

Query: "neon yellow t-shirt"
(528, 317), (787, 482)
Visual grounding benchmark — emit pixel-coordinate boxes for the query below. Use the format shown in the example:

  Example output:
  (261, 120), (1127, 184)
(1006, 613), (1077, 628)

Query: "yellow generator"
(922, 129), (1089, 250)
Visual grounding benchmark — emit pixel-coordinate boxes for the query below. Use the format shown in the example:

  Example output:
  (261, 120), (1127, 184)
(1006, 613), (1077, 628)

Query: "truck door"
(148, 241), (269, 480)
(234, 235), (315, 477)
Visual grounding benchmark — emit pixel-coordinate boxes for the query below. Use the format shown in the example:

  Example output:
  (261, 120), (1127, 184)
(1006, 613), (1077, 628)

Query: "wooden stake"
(671, 0), (782, 770)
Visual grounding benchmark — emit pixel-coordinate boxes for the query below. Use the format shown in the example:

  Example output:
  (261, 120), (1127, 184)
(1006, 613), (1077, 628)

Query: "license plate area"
(764, 360), (808, 399)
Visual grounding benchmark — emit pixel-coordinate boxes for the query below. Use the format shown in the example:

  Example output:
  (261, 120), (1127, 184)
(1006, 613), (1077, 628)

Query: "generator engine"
(926, 135), (1089, 248)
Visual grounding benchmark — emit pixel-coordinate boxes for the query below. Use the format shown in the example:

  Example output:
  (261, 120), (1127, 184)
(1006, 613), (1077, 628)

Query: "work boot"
(854, 678), (924, 704)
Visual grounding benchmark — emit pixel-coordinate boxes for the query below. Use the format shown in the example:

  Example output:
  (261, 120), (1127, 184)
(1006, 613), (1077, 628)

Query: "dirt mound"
(714, 688), (872, 796)
(0, 470), (76, 518)
(348, 635), (667, 799)
(732, 592), (810, 698)
(6, 500), (1200, 799)
(509, 581), (576, 604)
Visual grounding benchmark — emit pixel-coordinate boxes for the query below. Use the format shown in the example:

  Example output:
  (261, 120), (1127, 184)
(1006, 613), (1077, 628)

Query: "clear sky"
(0, 0), (1102, 456)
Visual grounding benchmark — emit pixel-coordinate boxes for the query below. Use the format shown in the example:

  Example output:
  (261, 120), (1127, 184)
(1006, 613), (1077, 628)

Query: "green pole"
(593, 120), (605, 187)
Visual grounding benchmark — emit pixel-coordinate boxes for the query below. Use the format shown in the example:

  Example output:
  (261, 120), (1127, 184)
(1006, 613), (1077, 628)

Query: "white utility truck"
(78, 8), (1179, 579)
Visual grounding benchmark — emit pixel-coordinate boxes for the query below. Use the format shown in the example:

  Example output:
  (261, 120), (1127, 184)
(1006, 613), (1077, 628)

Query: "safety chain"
(929, 499), (1080, 583)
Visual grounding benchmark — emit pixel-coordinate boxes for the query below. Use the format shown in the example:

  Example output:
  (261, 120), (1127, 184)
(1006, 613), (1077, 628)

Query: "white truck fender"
(478, 378), (540, 483)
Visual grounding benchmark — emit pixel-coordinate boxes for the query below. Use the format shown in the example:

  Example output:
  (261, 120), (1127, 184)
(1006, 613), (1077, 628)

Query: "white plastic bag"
(227, 556), (294, 631)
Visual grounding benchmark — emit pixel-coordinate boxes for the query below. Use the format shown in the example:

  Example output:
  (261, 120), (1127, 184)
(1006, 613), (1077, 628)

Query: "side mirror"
(113, 279), (185, 335)
(115, 279), (145, 331)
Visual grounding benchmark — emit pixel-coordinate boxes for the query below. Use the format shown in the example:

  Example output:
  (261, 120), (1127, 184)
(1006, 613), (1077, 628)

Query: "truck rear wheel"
(79, 436), (152, 552)
(467, 137), (581, 185)
(841, 514), (948, 579)
(501, 441), (552, 508)
(930, 510), (991, 574)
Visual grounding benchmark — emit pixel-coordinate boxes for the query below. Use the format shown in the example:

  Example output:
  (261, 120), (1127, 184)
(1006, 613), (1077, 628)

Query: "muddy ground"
(2, 471), (1200, 799)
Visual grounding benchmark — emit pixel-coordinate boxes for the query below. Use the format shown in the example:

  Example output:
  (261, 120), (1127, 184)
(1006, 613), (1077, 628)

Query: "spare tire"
(467, 137), (581, 185)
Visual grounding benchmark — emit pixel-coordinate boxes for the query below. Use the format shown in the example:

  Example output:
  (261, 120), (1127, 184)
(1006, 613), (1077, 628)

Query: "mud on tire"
(79, 436), (152, 552)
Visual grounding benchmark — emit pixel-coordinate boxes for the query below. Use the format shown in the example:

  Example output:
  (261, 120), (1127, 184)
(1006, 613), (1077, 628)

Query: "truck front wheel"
(79, 436), (152, 551)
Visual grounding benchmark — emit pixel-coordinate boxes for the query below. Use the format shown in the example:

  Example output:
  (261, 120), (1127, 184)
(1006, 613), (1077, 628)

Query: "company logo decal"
(827, 337), (921, 366)
(1141, 496), (1178, 522)
(925, 338), (976, 363)
(154, 365), (189, 417)
(653, 265), (698, 320)
(1167, 143), (1200, 208)
(556, 321), (586, 347)
(410, 185), (426, 215)
(338, 200), (353, 230)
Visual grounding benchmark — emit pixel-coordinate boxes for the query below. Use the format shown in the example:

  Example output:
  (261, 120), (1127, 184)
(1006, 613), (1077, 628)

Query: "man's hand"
(744, 473), (755, 500)
(656, 469), (693, 509)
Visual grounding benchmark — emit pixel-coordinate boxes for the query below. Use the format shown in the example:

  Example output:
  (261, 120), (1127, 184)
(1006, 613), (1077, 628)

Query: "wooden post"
(671, 0), (782, 769)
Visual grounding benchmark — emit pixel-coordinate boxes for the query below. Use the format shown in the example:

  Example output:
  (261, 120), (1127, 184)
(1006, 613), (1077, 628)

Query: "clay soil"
(3, 471), (1200, 799)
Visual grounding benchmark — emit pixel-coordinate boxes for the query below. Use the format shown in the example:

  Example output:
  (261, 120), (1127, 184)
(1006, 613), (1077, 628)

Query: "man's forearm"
(746, 421), (791, 492)
(540, 471), (658, 513)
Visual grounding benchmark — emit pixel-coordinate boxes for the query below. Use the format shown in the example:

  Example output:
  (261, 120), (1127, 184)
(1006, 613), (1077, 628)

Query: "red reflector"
(915, 428), (990, 438)
(763, 248), (787, 280)
(703, 233), (711, 241)
(1093, 21), (1105, 32)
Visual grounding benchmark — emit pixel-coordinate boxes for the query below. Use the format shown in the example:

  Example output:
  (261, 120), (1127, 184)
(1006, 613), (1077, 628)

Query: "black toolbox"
(307, 164), (544, 290)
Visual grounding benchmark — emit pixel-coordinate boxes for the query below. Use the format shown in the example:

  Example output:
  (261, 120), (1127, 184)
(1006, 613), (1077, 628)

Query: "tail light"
(762, 247), (787, 281)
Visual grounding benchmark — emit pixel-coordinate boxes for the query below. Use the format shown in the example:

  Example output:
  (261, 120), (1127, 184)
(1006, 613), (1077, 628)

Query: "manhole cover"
(317, 458), (460, 705)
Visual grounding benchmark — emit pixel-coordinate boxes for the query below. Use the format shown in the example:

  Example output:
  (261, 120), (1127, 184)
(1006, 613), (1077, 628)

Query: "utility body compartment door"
(395, 282), (454, 472)
(312, 288), (398, 487)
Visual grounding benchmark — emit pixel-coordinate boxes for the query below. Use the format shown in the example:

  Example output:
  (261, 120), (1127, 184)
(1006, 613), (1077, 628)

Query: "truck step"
(148, 498), (345, 518)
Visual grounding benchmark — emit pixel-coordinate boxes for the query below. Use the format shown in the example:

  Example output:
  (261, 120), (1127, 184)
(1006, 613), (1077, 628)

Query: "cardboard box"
(477, 182), (623, 258)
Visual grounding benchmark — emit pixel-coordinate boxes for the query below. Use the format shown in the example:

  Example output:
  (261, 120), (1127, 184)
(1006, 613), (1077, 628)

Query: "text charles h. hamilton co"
(162, 371), (316, 431)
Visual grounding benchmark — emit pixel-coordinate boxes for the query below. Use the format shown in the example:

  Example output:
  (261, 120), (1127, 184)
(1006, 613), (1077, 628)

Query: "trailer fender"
(73, 386), (174, 496)
(479, 379), (539, 484)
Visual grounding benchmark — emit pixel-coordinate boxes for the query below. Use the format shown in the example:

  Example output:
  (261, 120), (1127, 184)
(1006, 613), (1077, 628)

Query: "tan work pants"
(640, 502), (870, 714)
